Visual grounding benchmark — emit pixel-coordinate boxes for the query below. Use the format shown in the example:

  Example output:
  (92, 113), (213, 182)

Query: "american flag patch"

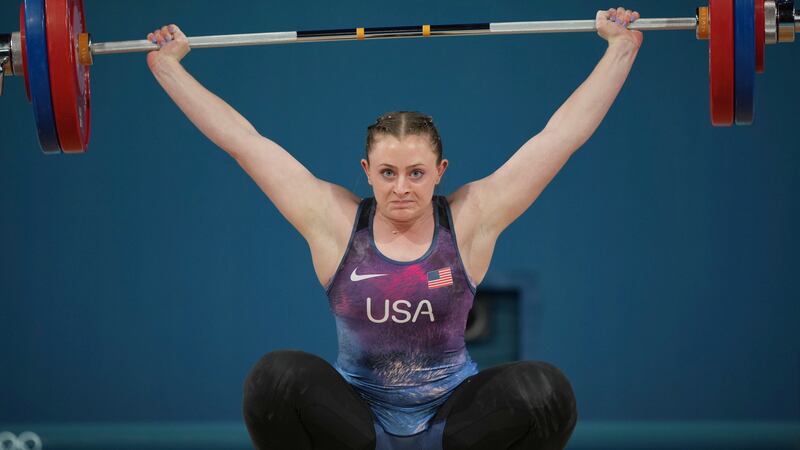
(427, 267), (453, 289)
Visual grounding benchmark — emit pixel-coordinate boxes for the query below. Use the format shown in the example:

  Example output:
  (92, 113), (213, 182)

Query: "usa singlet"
(325, 195), (479, 436)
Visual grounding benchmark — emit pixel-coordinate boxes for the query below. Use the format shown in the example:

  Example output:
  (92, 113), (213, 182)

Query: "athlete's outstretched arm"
(451, 8), (643, 238)
(146, 25), (357, 243)
(146, 25), (358, 283)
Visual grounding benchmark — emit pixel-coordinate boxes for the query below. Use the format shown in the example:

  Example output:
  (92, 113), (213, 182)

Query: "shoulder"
(446, 182), (491, 232)
(303, 184), (362, 254)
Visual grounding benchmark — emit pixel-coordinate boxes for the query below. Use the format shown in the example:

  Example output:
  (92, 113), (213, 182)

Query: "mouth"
(391, 200), (414, 206)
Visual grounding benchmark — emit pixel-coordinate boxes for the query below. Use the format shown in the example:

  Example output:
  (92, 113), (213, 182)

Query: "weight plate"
(710, 0), (735, 126)
(755, 0), (765, 72)
(20, 3), (31, 102)
(24, 0), (61, 152)
(734, 0), (756, 125)
(46, 0), (91, 152)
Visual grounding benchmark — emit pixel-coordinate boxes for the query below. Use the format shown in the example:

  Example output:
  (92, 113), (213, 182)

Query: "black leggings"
(242, 350), (577, 450)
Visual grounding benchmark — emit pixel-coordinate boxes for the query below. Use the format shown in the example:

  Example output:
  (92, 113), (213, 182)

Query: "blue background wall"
(1, 0), (798, 447)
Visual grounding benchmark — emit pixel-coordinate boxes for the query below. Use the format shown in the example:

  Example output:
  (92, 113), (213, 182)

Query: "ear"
(360, 159), (372, 185)
(435, 159), (449, 185)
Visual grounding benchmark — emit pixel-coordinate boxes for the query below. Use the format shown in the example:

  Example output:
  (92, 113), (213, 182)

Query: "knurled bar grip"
(90, 18), (699, 56)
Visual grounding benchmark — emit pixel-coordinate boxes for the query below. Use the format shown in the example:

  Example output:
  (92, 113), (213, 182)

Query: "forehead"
(370, 134), (437, 165)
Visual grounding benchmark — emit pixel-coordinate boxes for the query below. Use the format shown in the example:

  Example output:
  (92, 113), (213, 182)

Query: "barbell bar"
(0, 0), (798, 154)
(89, 18), (700, 56)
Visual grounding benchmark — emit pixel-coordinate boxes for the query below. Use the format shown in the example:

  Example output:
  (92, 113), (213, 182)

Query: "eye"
(410, 169), (424, 178)
(381, 169), (394, 177)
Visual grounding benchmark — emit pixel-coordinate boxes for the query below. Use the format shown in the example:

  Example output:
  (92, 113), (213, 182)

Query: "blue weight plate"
(25, 0), (61, 153)
(734, 0), (756, 125)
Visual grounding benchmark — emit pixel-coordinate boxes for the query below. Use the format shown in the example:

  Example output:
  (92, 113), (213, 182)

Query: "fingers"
(169, 24), (186, 39)
(616, 7), (627, 22)
(147, 24), (184, 45)
(148, 27), (165, 45)
(605, 7), (639, 27)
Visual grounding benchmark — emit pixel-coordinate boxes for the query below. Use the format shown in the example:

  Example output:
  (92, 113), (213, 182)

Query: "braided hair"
(365, 111), (443, 164)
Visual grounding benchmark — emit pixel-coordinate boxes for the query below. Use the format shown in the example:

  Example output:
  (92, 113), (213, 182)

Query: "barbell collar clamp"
(11, 32), (22, 76)
(78, 32), (92, 66)
(764, 0), (778, 45)
(765, 0), (779, 43)
(696, 7), (710, 40)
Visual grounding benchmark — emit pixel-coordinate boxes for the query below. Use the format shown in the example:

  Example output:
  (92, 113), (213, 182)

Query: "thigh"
(435, 360), (578, 450)
(242, 349), (376, 450)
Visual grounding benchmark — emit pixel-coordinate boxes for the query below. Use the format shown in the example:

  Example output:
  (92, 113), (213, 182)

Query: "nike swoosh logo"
(350, 268), (388, 282)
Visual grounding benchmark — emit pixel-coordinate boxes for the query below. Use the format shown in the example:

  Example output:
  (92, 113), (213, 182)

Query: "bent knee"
(243, 350), (328, 405)
(505, 361), (578, 419)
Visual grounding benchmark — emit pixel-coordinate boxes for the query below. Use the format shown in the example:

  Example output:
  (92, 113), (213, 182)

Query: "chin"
(386, 203), (417, 218)
(389, 206), (415, 215)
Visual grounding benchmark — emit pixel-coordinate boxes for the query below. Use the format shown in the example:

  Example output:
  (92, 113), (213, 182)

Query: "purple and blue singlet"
(325, 195), (479, 437)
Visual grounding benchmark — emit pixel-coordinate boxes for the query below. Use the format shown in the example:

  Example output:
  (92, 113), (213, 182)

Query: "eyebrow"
(377, 163), (426, 169)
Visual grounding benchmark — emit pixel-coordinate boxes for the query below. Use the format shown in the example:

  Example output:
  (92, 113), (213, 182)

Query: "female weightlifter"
(146, 6), (642, 450)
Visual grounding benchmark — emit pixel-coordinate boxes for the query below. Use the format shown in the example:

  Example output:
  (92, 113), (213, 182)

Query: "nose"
(393, 176), (409, 196)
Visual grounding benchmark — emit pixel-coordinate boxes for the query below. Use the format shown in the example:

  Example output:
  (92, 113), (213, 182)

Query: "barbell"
(0, 0), (798, 154)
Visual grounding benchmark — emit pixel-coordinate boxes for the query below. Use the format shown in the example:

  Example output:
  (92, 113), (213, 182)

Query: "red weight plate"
(710, 0), (735, 126)
(45, 0), (91, 152)
(20, 3), (31, 102)
(755, 0), (765, 72)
